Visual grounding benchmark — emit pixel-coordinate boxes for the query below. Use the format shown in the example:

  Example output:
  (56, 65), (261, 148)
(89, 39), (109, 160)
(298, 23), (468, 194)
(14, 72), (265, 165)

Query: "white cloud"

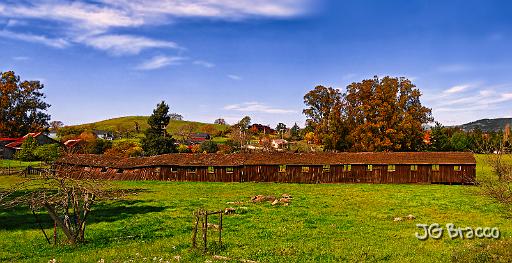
(193, 60), (215, 68)
(0, 30), (69, 48)
(136, 55), (187, 70)
(80, 34), (180, 55)
(443, 84), (471, 95)
(0, 1), (314, 54)
(227, 74), (242, 80)
(224, 102), (296, 114)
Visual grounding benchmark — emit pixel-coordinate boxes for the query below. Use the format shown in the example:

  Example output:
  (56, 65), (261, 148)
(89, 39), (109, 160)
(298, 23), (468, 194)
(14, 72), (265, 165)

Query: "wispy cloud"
(437, 64), (472, 73)
(227, 74), (242, 80)
(135, 55), (187, 70)
(12, 56), (30, 61)
(0, 30), (69, 48)
(443, 84), (471, 95)
(0, 1), (314, 54)
(193, 60), (215, 68)
(224, 102), (296, 114)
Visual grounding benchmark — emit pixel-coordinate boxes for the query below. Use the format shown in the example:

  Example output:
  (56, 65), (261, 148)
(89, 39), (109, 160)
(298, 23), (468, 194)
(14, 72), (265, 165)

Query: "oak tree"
(0, 71), (51, 137)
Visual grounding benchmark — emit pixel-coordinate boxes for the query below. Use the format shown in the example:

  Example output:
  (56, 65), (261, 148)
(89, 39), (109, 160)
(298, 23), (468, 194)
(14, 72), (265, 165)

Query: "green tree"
(0, 71), (51, 137)
(199, 140), (218, 153)
(34, 144), (62, 162)
(450, 131), (470, 151)
(14, 136), (39, 161)
(141, 101), (176, 156)
(303, 85), (349, 151)
(428, 122), (451, 151)
(290, 123), (301, 140)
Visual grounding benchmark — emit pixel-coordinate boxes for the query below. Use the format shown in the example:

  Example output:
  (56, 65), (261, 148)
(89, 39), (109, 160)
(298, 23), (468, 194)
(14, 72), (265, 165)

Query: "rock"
(207, 223), (220, 230)
(279, 198), (290, 203)
(251, 195), (276, 203)
(406, 214), (416, 220)
(213, 255), (231, 260)
(282, 193), (292, 199)
(271, 199), (279, 206)
(393, 217), (402, 222)
(173, 255), (181, 262)
(226, 201), (244, 205)
(224, 207), (236, 214)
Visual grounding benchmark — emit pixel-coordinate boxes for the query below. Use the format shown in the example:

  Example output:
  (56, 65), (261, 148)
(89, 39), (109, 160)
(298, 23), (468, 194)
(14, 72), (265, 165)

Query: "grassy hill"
(69, 116), (229, 135)
(458, 118), (512, 132)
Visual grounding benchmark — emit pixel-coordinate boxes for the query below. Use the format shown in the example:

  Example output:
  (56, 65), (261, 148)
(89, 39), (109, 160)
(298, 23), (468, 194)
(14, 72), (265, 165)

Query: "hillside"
(69, 116), (229, 135)
(458, 118), (512, 132)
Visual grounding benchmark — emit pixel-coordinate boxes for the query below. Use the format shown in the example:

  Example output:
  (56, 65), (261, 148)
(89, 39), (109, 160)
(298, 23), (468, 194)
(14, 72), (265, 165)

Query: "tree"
(0, 71), (51, 137)
(230, 116), (251, 149)
(428, 122), (451, 151)
(169, 113), (183, 121)
(14, 136), (39, 161)
(344, 76), (432, 151)
(199, 140), (218, 153)
(290, 123), (301, 140)
(0, 171), (134, 245)
(49, 121), (64, 132)
(450, 131), (470, 151)
(214, 118), (226, 125)
(141, 101), (176, 156)
(34, 144), (62, 162)
(303, 86), (349, 151)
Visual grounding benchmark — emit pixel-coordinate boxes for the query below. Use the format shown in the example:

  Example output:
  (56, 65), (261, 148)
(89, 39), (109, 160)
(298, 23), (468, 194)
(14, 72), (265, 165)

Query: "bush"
(14, 136), (39, 161)
(177, 144), (190, 153)
(104, 140), (143, 157)
(199, 140), (218, 153)
(34, 144), (62, 162)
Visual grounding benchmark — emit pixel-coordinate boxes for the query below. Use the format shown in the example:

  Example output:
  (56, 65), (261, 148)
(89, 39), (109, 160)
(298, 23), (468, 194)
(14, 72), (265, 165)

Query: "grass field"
(0, 160), (42, 168)
(0, 155), (511, 262)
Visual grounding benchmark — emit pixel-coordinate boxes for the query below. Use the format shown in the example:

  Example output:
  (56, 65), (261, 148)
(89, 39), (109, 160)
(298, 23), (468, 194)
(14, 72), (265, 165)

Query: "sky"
(1, 0), (512, 127)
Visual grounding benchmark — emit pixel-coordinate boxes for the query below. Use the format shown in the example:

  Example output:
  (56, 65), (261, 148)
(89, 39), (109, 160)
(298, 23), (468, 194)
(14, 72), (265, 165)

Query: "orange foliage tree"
(0, 71), (51, 137)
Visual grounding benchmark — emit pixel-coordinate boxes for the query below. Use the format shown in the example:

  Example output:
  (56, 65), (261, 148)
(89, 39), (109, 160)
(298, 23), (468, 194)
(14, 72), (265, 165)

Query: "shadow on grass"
(0, 199), (167, 231)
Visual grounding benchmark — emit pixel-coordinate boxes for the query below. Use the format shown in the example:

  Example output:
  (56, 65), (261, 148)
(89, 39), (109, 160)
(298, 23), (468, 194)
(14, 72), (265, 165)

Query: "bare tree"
(0, 168), (132, 245)
(478, 149), (512, 214)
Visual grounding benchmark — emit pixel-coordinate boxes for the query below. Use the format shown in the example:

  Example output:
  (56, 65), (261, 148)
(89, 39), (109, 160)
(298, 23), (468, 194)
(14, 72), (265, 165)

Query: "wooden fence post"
(203, 212), (208, 253)
(219, 212), (223, 245)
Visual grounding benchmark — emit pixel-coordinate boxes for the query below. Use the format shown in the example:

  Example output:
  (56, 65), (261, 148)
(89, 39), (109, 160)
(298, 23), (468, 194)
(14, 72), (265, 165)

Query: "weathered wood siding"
(57, 163), (476, 184)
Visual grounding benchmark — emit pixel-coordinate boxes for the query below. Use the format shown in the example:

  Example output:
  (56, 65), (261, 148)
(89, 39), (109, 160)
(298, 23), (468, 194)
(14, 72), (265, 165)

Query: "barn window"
(302, 166), (310, 173)
(343, 165), (351, 171)
(116, 169), (124, 174)
(208, 166), (215, 173)
(367, 165), (373, 171)
(387, 165), (396, 172)
(454, 165), (462, 171)
(411, 165), (418, 171)
(323, 165), (331, 173)
(170, 167), (178, 172)
(432, 164), (440, 171)
(279, 165), (286, 173)
(226, 167), (234, 174)
(101, 167), (108, 173)
(187, 168), (196, 174)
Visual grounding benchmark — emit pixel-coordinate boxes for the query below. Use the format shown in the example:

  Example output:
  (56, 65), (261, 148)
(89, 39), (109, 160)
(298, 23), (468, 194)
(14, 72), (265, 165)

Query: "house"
(93, 130), (114, 140)
(250, 124), (274, 134)
(271, 139), (288, 150)
(189, 133), (211, 144)
(0, 138), (19, 159)
(1, 132), (59, 159)
(56, 152), (476, 184)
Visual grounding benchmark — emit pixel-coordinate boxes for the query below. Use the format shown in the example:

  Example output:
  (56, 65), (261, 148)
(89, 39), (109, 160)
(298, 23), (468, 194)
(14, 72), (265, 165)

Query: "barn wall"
(57, 163), (476, 184)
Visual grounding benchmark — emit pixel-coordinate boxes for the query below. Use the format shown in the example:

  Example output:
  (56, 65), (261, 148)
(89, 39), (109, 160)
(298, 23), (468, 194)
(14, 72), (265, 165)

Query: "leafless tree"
(0, 168), (133, 245)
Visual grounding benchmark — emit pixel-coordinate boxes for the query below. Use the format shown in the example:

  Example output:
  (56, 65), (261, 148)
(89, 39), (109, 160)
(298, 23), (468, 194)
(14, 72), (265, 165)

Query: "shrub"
(14, 136), (39, 161)
(34, 144), (62, 162)
(199, 140), (218, 153)
(177, 144), (190, 153)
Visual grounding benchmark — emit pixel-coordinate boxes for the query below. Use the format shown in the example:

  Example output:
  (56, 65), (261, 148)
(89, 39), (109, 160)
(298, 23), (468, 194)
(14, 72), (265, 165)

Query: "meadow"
(0, 155), (510, 262)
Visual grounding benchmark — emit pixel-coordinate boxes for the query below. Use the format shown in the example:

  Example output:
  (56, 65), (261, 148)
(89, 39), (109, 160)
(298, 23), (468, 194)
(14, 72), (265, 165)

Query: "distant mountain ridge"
(457, 118), (512, 132)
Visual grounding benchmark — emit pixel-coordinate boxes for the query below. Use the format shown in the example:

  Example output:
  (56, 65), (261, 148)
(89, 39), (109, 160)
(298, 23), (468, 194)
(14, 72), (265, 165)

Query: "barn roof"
(56, 152), (476, 168)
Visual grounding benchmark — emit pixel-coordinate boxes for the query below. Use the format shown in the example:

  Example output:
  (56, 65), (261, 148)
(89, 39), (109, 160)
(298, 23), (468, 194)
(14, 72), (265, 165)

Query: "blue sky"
(1, 0), (511, 127)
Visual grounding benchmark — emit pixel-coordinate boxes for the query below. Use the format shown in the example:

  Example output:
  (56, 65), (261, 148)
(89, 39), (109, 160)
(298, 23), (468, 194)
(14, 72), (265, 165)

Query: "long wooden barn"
(55, 152), (476, 184)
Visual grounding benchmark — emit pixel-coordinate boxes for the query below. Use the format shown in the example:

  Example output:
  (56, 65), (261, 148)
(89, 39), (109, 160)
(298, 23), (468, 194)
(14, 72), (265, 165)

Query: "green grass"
(0, 155), (511, 262)
(72, 116), (229, 135)
(0, 160), (42, 168)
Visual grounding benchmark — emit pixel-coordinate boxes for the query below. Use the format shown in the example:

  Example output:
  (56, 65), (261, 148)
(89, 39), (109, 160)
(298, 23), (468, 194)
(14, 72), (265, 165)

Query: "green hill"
(458, 118), (512, 132)
(69, 116), (229, 135)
